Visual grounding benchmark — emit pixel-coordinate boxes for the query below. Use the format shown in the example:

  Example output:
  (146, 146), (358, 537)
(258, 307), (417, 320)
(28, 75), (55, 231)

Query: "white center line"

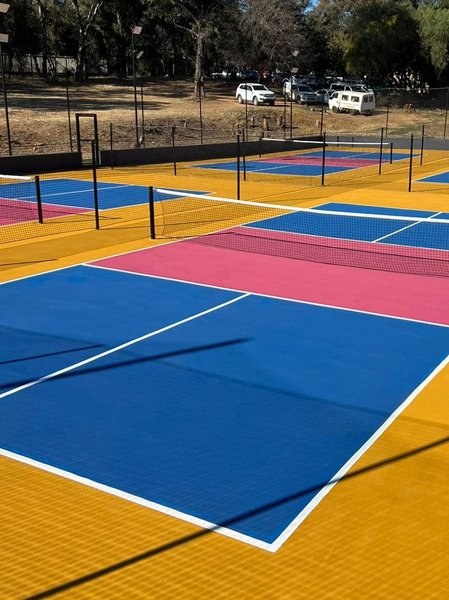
(0, 293), (251, 401)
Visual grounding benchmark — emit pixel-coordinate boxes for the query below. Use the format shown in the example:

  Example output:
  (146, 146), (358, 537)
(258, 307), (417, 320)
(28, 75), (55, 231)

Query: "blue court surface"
(195, 160), (351, 176)
(2, 178), (201, 210)
(194, 151), (412, 177)
(2, 265), (449, 547)
(247, 202), (449, 250)
(305, 150), (411, 161)
(418, 170), (449, 184)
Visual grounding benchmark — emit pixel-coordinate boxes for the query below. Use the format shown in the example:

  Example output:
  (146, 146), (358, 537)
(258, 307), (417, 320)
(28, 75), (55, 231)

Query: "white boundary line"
(0, 293), (250, 401)
(0, 174), (32, 181)
(0, 447), (273, 551)
(2, 246), (449, 550)
(87, 263), (449, 329)
(270, 352), (449, 551)
(2, 287), (448, 553)
(373, 211), (443, 243)
(416, 168), (449, 183)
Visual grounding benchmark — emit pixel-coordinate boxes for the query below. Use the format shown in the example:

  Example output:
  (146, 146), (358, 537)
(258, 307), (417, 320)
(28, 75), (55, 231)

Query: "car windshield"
(252, 85), (268, 90)
(297, 85), (313, 92)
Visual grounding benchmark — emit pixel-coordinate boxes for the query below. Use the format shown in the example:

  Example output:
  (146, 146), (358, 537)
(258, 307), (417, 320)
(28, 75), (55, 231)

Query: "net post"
(34, 175), (43, 224)
(390, 141), (393, 163)
(148, 186), (156, 239)
(420, 124), (425, 166)
(444, 87), (449, 139)
(378, 128), (384, 175)
(242, 128), (247, 181)
(237, 133), (241, 200)
(258, 131), (264, 158)
(91, 139), (100, 229)
(408, 133), (414, 193)
(321, 132), (326, 187)
(171, 124), (177, 175)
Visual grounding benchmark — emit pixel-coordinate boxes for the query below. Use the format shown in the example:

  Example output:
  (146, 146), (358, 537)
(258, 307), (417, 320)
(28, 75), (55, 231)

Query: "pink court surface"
(0, 199), (88, 226)
(259, 155), (379, 167)
(95, 237), (449, 326)
(2, 159), (449, 600)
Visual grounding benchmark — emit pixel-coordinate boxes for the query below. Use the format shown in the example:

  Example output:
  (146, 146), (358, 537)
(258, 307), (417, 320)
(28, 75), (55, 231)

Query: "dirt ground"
(0, 77), (446, 156)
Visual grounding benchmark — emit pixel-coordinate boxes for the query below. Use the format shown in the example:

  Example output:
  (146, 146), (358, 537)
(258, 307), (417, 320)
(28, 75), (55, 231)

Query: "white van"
(328, 82), (372, 93)
(328, 90), (375, 115)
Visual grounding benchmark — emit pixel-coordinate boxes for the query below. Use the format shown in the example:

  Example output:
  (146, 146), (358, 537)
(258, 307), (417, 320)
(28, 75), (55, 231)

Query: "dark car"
(237, 69), (258, 82)
(271, 71), (289, 86)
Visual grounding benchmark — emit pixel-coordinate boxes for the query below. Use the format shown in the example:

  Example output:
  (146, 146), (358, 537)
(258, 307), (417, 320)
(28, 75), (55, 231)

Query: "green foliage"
(2, 0), (449, 86)
(418, 3), (449, 77)
(343, 0), (420, 83)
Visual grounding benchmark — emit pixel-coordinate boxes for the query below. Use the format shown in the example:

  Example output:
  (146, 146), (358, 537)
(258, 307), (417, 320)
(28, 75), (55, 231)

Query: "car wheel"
(237, 95), (243, 104)
(331, 106), (338, 113)
(253, 96), (259, 106)
(269, 101), (275, 106)
(349, 109), (356, 116)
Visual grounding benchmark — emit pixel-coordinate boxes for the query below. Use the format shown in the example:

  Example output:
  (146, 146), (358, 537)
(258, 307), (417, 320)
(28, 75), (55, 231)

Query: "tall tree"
(311, 0), (354, 75)
(240, 0), (310, 75)
(344, 0), (420, 85)
(418, 3), (449, 78)
(169, 0), (238, 96)
(70, 0), (105, 81)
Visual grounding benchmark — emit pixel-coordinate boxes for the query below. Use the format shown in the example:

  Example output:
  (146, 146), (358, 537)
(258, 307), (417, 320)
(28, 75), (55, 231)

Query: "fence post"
(66, 77), (73, 152)
(385, 88), (390, 137)
(420, 124), (425, 166)
(109, 123), (114, 169)
(141, 85), (146, 147)
(171, 124), (177, 176)
(444, 87), (449, 139)
(237, 133), (241, 200)
(242, 128), (247, 181)
(91, 139), (100, 229)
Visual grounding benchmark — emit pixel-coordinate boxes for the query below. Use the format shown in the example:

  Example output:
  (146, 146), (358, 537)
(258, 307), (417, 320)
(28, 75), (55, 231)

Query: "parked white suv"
(236, 83), (276, 106)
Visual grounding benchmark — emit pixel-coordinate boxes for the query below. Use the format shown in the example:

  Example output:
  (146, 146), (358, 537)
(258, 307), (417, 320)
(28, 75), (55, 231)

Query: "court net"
(0, 174), (40, 223)
(259, 138), (395, 167)
(152, 188), (449, 278)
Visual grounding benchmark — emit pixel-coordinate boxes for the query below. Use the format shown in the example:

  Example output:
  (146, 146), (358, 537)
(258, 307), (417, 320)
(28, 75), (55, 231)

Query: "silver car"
(283, 82), (318, 104)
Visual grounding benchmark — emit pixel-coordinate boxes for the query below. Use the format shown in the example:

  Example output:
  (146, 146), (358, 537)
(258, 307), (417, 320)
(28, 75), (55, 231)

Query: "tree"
(239, 0), (310, 75)
(70, 0), (105, 81)
(310, 0), (354, 76)
(169, 0), (238, 96)
(418, 3), (449, 79)
(344, 0), (420, 85)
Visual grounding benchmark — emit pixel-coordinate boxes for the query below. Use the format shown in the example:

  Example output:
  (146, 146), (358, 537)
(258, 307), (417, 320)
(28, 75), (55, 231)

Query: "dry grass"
(0, 77), (446, 155)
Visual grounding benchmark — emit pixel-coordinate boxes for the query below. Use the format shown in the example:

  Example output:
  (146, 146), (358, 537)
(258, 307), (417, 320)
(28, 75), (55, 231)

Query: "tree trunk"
(72, 0), (104, 82)
(76, 34), (88, 81)
(194, 28), (205, 98)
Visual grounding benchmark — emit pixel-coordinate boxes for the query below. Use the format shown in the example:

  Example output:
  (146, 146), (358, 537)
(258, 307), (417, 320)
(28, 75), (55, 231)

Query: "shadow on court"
(24, 434), (449, 600)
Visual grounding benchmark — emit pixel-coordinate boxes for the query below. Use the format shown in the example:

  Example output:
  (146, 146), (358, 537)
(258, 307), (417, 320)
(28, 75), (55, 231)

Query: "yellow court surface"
(2, 148), (449, 599)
